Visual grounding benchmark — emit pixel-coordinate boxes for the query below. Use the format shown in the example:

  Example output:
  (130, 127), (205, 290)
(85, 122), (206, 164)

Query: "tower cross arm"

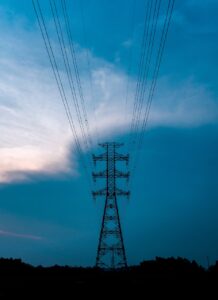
(114, 153), (129, 164)
(93, 170), (129, 180)
(99, 142), (123, 148)
(115, 170), (130, 179)
(92, 153), (107, 165)
(92, 170), (107, 181)
(92, 188), (107, 199)
(115, 188), (130, 198)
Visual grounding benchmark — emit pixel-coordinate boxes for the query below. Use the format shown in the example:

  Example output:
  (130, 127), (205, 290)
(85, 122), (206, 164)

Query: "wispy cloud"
(122, 39), (133, 48)
(0, 212), (91, 244)
(0, 7), (217, 184)
(0, 229), (43, 240)
(148, 77), (218, 127)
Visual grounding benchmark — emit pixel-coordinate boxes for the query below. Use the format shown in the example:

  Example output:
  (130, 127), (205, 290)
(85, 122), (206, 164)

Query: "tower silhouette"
(92, 142), (130, 268)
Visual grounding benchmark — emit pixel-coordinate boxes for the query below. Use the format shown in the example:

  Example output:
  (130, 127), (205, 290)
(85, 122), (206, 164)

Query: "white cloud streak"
(0, 229), (43, 240)
(0, 8), (217, 184)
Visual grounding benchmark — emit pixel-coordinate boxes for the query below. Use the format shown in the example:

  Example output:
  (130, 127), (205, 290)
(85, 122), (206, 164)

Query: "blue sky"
(0, 0), (218, 267)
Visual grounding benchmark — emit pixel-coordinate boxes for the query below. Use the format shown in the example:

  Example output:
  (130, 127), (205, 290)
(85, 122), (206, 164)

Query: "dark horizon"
(0, 255), (216, 270)
(0, 256), (217, 296)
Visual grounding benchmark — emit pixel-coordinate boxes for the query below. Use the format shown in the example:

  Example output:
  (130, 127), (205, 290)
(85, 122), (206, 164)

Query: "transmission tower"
(92, 142), (130, 269)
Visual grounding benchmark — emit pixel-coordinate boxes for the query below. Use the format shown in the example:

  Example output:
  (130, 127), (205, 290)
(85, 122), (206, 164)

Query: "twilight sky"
(0, 0), (218, 267)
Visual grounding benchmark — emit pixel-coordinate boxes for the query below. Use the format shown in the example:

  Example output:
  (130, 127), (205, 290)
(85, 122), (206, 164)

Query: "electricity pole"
(92, 142), (130, 269)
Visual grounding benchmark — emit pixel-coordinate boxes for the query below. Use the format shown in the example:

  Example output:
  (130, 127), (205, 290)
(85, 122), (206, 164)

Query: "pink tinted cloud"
(0, 229), (43, 241)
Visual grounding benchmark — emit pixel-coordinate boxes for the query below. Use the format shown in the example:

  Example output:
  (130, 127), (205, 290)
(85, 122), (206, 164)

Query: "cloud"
(148, 77), (218, 127)
(172, 0), (218, 35)
(0, 7), (217, 184)
(122, 39), (133, 48)
(0, 212), (90, 244)
(0, 211), (97, 266)
(0, 229), (43, 240)
(0, 55), (75, 183)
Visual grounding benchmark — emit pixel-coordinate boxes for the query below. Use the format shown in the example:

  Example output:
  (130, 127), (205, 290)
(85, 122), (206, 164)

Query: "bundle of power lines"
(128, 0), (175, 181)
(32, 0), (95, 186)
(32, 0), (175, 188)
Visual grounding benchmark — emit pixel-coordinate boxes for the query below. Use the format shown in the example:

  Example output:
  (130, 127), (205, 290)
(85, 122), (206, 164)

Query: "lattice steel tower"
(92, 142), (130, 269)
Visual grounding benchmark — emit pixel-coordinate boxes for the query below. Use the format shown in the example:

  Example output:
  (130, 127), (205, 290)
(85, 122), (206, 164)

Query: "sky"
(0, 0), (218, 267)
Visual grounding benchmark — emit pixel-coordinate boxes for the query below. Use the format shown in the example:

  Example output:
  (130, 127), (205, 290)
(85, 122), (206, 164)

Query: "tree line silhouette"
(0, 256), (217, 296)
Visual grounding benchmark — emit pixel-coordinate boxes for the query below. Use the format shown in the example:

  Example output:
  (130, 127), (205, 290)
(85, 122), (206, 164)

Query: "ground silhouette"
(0, 256), (217, 296)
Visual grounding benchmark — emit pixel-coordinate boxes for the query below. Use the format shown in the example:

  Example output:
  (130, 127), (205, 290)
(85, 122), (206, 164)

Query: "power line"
(61, 0), (94, 149)
(79, 0), (100, 145)
(50, 0), (90, 152)
(33, 0), (175, 189)
(32, 0), (91, 187)
(132, 0), (161, 143)
(139, 0), (175, 144)
(129, 0), (161, 174)
(129, 0), (152, 141)
(124, 0), (137, 130)
(131, 0), (175, 182)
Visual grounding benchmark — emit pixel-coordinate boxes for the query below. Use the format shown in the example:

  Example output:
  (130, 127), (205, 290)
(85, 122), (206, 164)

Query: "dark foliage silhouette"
(0, 257), (217, 296)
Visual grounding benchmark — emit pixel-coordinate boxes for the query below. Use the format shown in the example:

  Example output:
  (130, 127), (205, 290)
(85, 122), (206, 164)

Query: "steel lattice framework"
(92, 142), (130, 269)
